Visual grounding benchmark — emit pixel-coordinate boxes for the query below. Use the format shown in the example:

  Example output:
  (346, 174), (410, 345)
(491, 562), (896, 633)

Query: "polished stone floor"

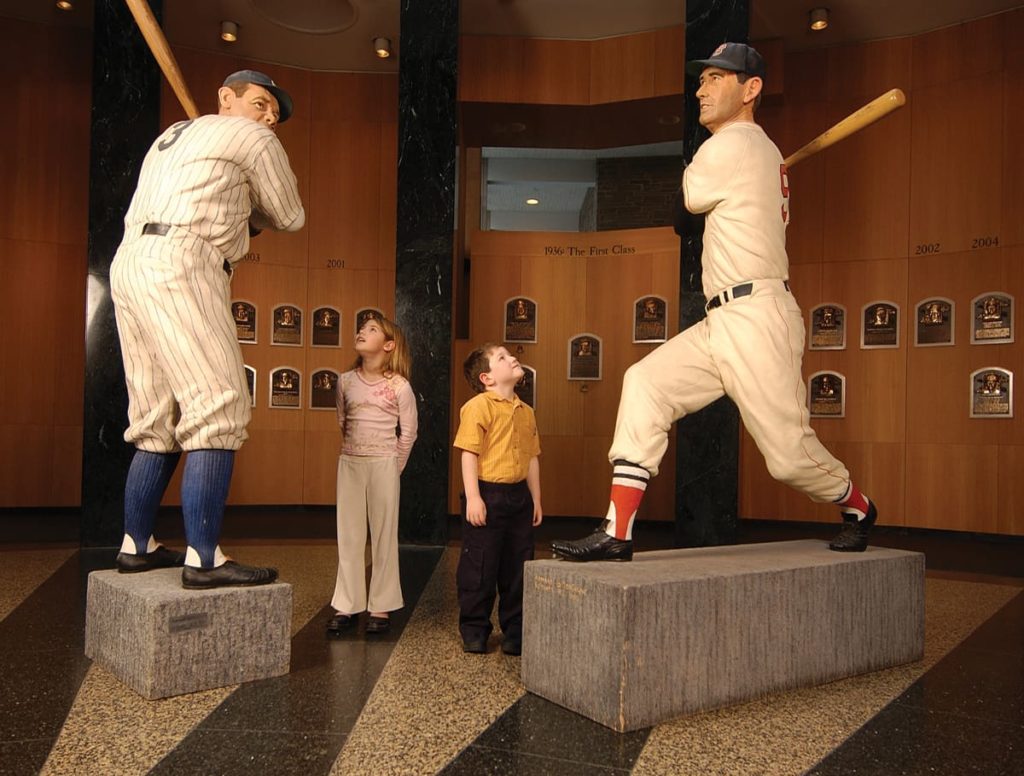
(0, 511), (1021, 775)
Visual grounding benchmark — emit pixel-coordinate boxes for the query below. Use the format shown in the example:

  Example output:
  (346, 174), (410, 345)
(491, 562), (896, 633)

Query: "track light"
(809, 8), (829, 31)
(221, 21), (238, 43)
(373, 37), (392, 58)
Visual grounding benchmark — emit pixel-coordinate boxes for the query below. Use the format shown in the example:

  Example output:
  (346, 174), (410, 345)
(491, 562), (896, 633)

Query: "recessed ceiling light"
(526, 198), (539, 206)
(56, 0), (73, 9)
(374, 37), (392, 58)
(221, 21), (238, 42)
(809, 7), (829, 31)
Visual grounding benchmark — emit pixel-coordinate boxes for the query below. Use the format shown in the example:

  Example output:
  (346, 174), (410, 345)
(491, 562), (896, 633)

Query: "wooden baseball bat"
(784, 88), (906, 167)
(124, 0), (200, 119)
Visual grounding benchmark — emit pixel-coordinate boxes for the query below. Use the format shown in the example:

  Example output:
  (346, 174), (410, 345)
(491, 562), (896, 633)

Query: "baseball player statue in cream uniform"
(110, 70), (305, 588)
(552, 44), (877, 562)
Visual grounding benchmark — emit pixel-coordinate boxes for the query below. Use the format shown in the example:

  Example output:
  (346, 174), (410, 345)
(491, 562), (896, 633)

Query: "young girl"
(328, 315), (418, 636)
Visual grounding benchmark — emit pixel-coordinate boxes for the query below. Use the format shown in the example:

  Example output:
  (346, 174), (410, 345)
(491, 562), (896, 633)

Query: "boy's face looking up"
(480, 346), (523, 390)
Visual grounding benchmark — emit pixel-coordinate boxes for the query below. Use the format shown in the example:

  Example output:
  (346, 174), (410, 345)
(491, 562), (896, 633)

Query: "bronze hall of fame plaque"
(272, 304), (303, 347)
(633, 295), (667, 344)
(514, 364), (536, 409)
(971, 292), (1014, 345)
(312, 306), (341, 348)
(970, 367), (1013, 418)
(504, 297), (538, 344)
(232, 300), (257, 344)
(243, 365), (256, 408)
(808, 371), (845, 418)
(809, 303), (846, 350)
(914, 297), (954, 347)
(568, 334), (602, 381)
(270, 367), (301, 409)
(310, 368), (339, 410)
(355, 307), (385, 334)
(861, 301), (900, 349)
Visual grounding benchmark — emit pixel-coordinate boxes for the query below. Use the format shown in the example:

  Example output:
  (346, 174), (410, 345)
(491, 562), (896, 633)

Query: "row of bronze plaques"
(232, 303), (384, 347)
(809, 294), (1014, 349)
(808, 368), (1014, 418)
(499, 294), (1015, 350)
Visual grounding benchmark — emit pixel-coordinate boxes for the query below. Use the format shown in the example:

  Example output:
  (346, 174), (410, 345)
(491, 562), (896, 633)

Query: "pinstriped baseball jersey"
(111, 113), (305, 453)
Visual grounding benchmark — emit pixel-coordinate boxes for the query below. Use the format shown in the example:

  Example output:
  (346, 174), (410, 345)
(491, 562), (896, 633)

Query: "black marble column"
(81, 0), (162, 546)
(395, 0), (459, 544)
(674, 0), (750, 548)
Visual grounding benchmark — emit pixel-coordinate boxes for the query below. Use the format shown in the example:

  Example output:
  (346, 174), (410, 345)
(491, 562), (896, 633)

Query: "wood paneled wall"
(0, 17), (91, 507)
(449, 225), (680, 519)
(746, 9), (1023, 535)
(458, 27), (684, 105)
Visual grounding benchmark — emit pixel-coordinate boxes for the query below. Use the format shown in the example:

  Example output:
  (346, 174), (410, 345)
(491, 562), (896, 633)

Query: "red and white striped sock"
(836, 482), (870, 520)
(605, 461), (650, 540)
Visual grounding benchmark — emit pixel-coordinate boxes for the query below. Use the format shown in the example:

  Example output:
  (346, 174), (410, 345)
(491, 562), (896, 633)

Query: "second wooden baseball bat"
(124, 0), (199, 119)
(784, 88), (906, 168)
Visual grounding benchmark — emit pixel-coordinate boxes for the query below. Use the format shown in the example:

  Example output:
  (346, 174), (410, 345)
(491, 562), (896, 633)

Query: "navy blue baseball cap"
(223, 69), (293, 123)
(686, 42), (766, 81)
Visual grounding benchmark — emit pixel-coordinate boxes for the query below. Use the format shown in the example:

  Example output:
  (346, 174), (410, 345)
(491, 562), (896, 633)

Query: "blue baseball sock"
(181, 450), (235, 568)
(122, 450), (181, 554)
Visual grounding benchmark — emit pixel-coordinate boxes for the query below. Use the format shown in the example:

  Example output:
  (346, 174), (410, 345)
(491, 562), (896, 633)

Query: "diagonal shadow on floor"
(149, 546), (442, 776)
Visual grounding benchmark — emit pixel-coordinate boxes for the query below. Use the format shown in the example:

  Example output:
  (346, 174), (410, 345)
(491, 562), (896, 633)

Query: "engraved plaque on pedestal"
(310, 369), (339, 410)
(568, 334), (602, 381)
(971, 293), (1014, 345)
(504, 297), (537, 344)
(311, 306), (341, 348)
(914, 298), (954, 347)
(808, 371), (845, 418)
(270, 367), (301, 409)
(232, 300), (257, 344)
(272, 305), (303, 347)
(809, 303), (846, 350)
(970, 368), (1013, 418)
(633, 295), (667, 344)
(861, 301), (899, 349)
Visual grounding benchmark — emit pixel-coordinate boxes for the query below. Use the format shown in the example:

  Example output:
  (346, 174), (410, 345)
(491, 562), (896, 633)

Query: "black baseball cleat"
(551, 530), (633, 562)
(181, 561), (278, 589)
(115, 545), (186, 573)
(829, 500), (878, 552)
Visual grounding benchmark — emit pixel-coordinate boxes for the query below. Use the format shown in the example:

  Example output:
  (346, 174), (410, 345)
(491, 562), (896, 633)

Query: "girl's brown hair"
(353, 314), (412, 381)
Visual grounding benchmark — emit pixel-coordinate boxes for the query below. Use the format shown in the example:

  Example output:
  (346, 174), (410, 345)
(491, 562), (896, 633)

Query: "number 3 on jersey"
(779, 164), (790, 225)
(158, 120), (195, 151)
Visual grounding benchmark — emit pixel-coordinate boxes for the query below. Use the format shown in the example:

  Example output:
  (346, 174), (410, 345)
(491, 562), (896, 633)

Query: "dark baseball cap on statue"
(686, 42), (766, 81)
(223, 69), (293, 123)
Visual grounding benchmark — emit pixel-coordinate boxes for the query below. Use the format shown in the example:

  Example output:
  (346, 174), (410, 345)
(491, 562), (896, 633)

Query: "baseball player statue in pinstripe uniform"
(110, 70), (305, 588)
(552, 44), (877, 563)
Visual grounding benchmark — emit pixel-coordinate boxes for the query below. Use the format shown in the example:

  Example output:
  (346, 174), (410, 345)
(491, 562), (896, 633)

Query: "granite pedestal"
(522, 540), (925, 732)
(85, 568), (292, 699)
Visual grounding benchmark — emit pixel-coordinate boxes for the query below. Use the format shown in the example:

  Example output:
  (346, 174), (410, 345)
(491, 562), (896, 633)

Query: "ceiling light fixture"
(526, 198), (539, 206)
(56, 0), (73, 9)
(373, 37), (392, 58)
(809, 7), (829, 31)
(221, 21), (238, 43)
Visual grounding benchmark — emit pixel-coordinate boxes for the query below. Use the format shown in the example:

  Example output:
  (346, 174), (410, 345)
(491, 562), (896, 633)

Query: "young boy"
(454, 344), (543, 655)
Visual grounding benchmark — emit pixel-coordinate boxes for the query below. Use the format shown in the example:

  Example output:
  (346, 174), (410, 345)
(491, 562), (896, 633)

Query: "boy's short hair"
(463, 343), (499, 394)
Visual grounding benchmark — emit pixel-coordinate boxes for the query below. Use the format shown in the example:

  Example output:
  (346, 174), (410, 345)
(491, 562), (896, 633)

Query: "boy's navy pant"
(457, 479), (535, 644)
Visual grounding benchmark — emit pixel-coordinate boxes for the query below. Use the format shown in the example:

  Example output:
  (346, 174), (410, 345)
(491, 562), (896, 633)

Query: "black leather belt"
(705, 280), (789, 312)
(142, 223), (232, 275)
(142, 222), (170, 236)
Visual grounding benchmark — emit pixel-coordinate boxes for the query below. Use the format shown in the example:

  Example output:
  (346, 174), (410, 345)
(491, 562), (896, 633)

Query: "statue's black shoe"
(181, 561), (278, 589)
(551, 530), (633, 562)
(115, 546), (186, 573)
(828, 500), (877, 552)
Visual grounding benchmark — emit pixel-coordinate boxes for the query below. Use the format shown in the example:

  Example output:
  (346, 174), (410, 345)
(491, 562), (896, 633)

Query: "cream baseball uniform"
(111, 114), (304, 453)
(608, 120), (850, 501)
